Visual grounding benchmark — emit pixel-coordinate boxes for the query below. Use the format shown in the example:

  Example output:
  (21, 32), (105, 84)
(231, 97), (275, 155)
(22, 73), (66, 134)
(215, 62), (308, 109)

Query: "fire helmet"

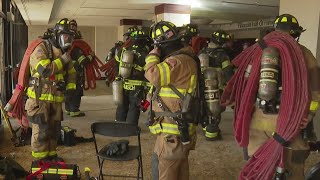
(211, 30), (229, 45)
(51, 18), (74, 50)
(274, 14), (304, 38)
(149, 21), (179, 46)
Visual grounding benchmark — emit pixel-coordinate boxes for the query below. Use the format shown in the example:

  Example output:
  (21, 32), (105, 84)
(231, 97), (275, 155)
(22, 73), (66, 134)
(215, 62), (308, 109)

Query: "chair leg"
(139, 156), (144, 180)
(99, 160), (105, 180)
(137, 158), (140, 180)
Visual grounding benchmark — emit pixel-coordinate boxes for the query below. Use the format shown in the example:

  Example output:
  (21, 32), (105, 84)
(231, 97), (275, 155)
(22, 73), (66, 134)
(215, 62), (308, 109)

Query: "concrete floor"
(1, 80), (320, 179)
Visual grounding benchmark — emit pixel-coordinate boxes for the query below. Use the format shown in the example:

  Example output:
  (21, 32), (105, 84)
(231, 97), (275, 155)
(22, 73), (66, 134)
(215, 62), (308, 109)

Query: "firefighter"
(106, 41), (124, 63)
(113, 29), (150, 125)
(179, 24), (199, 46)
(123, 26), (138, 41)
(146, 21), (199, 180)
(24, 18), (76, 161)
(198, 30), (234, 141)
(223, 34), (238, 60)
(247, 14), (320, 179)
(63, 19), (93, 117)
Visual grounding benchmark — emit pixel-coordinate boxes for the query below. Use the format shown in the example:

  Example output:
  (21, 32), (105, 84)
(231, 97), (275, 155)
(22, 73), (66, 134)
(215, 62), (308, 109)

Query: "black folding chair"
(91, 122), (143, 180)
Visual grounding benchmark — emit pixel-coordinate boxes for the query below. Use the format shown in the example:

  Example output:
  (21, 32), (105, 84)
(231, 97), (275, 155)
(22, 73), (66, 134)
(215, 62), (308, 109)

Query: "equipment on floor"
(28, 160), (80, 180)
(306, 162), (320, 180)
(0, 156), (28, 179)
(60, 126), (94, 147)
(0, 103), (31, 147)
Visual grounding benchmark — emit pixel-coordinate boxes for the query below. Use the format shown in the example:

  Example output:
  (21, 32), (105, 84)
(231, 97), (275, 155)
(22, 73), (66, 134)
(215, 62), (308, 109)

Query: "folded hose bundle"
(221, 31), (310, 179)
(5, 39), (44, 129)
(84, 55), (104, 90)
(99, 58), (117, 83)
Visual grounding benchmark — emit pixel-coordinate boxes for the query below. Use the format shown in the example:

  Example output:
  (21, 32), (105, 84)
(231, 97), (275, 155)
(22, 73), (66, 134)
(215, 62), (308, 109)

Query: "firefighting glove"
(116, 140), (129, 155)
(104, 142), (119, 156)
(60, 52), (72, 65)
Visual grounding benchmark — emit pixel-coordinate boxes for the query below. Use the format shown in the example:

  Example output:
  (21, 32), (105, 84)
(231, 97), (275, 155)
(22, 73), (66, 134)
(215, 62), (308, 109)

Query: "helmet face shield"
(58, 33), (74, 50)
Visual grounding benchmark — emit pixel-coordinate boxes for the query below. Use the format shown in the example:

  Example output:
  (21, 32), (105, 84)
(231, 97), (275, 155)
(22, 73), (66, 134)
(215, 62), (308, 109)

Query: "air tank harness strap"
(257, 40), (268, 50)
(272, 132), (290, 147)
(123, 80), (152, 91)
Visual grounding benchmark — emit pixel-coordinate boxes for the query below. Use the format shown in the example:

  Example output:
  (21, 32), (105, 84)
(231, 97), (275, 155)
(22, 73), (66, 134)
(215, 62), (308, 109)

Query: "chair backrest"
(91, 122), (141, 137)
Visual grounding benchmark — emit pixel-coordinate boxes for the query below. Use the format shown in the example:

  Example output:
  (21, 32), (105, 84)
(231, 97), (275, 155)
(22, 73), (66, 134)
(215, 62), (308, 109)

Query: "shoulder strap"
(43, 40), (53, 61)
(168, 84), (185, 99)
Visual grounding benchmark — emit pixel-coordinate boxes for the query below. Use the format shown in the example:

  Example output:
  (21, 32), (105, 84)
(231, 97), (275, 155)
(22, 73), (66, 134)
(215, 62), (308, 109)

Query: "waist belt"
(29, 77), (64, 87)
(123, 80), (152, 91)
(149, 122), (196, 135)
(154, 111), (182, 118)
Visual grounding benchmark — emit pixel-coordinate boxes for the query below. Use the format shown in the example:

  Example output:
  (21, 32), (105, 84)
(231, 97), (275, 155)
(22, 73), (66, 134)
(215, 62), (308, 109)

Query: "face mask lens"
(59, 33), (73, 49)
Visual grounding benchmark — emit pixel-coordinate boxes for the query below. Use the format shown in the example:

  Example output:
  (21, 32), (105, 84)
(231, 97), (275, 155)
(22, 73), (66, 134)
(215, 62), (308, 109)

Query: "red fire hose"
(221, 31), (310, 179)
(84, 55), (104, 90)
(99, 58), (116, 82)
(6, 39), (44, 128)
(70, 39), (105, 90)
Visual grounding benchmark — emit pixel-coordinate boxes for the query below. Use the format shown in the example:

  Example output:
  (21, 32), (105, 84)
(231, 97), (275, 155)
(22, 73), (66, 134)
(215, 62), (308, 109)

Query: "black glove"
(105, 142), (119, 156)
(117, 140), (129, 155)
(104, 140), (129, 157)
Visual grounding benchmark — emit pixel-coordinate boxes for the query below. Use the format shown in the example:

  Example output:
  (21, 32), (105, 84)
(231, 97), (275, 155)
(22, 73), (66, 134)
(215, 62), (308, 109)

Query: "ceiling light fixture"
(177, 0), (202, 8)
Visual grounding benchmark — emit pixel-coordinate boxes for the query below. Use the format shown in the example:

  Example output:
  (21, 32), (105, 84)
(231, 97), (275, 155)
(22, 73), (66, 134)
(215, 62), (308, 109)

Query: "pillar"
(154, 4), (191, 26)
(280, 0), (320, 60)
(117, 19), (142, 41)
(280, 0), (320, 139)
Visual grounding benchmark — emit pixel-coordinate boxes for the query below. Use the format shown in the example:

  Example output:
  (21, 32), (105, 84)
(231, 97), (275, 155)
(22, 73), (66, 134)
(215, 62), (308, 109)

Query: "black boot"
(204, 124), (222, 141)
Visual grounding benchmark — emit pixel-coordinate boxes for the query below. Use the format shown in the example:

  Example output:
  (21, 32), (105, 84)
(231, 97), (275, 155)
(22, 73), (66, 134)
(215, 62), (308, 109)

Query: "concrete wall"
(95, 26), (118, 61)
(200, 28), (261, 39)
(280, 0), (320, 57)
(28, 25), (119, 61)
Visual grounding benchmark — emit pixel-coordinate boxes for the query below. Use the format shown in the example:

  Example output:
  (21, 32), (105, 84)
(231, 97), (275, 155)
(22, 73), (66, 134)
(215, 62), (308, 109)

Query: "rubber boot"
(205, 124), (222, 141)
(65, 110), (70, 115)
(69, 111), (86, 117)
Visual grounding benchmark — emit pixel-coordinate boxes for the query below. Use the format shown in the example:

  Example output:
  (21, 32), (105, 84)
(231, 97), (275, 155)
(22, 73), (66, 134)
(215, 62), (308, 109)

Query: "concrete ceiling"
(14, 0), (55, 25)
(14, 0), (280, 26)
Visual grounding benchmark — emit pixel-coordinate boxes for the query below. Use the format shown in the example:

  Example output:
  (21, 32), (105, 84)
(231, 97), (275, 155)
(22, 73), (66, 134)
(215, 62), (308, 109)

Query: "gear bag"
(60, 126), (94, 146)
(28, 161), (80, 180)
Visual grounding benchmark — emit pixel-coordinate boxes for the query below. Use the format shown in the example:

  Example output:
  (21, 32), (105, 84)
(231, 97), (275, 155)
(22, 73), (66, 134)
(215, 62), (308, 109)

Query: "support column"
(154, 4), (191, 26)
(280, 0), (320, 140)
(117, 19), (142, 41)
(280, 0), (320, 59)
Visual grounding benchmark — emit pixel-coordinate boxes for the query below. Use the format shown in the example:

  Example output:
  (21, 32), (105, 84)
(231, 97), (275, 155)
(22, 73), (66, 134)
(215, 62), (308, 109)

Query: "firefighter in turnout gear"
(246, 14), (320, 180)
(113, 29), (150, 125)
(64, 19), (93, 117)
(24, 18), (76, 161)
(179, 24), (199, 46)
(146, 21), (199, 180)
(106, 41), (124, 63)
(198, 30), (233, 141)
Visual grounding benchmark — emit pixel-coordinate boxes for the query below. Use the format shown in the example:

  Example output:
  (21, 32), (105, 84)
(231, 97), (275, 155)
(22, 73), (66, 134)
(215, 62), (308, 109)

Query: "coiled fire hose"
(221, 31), (310, 179)
(99, 58), (117, 83)
(84, 55), (104, 90)
(5, 39), (44, 128)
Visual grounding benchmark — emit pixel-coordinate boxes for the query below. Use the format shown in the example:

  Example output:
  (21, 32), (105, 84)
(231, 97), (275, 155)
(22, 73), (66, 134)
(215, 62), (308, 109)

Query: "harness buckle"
(176, 113), (183, 119)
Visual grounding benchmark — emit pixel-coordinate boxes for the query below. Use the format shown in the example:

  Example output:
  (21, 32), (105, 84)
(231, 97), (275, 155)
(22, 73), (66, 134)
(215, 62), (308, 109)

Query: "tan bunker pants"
(25, 98), (63, 160)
